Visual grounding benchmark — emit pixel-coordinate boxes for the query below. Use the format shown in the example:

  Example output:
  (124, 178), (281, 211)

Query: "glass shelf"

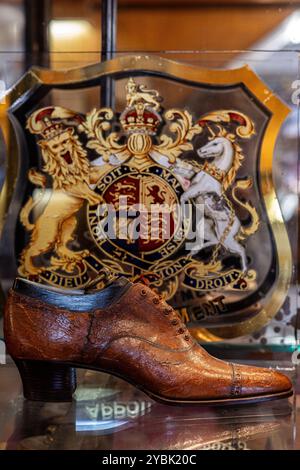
(0, 358), (298, 451)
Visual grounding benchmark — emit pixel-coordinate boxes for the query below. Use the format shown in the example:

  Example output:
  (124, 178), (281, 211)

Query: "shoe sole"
(15, 358), (293, 406)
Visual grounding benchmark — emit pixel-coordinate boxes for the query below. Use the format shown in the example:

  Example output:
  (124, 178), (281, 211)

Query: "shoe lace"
(137, 276), (191, 343)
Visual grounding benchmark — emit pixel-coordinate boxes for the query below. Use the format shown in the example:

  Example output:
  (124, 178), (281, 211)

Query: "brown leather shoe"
(4, 277), (293, 405)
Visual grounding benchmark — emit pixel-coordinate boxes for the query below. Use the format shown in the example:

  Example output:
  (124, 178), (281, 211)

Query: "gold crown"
(42, 119), (66, 140)
(27, 106), (83, 140)
(120, 102), (161, 135)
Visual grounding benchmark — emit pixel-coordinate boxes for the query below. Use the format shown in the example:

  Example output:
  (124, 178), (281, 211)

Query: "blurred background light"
(50, 19), (92, 40)
(287, 11), (300, 44)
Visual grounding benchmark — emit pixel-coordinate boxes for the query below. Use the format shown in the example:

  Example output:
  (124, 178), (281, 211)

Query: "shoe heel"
(14, 359), (76, 402)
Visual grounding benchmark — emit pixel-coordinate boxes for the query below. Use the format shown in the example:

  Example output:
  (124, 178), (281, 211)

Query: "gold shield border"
(0, 55), (292, 340)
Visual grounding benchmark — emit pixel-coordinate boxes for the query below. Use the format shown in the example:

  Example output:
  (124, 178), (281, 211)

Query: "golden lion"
(19, 125), (104, 276)
(126, 78), (161, 111)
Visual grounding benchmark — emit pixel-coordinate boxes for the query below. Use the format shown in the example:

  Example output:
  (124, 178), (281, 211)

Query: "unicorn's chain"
(211, 193), (235, 265)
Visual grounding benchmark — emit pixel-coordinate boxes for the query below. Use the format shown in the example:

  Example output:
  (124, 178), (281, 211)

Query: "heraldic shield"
(0, 56), (292, 340)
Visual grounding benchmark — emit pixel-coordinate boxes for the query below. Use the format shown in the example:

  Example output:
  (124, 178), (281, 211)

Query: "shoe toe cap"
(233, 364), (293, 398)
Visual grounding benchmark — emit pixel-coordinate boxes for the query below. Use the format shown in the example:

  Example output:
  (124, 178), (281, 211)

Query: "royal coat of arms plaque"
(0, 56), (293, 340)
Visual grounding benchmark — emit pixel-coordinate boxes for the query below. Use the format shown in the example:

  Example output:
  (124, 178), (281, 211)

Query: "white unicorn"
(180, 136), (235, 202)
(167, 136), (248, 272)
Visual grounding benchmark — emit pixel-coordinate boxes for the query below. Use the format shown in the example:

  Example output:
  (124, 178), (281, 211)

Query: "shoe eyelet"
(153, 297), (160, 305)
(184, 335), (190, 341)
(140, 289), (147, 297)
(171, 319), (179, 326)
(177, 327), (185, 334)
(164, 308), (170, 315)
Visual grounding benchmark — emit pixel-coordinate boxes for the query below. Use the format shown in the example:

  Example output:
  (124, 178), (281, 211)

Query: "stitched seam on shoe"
(100, 334), (196, 354)
(230, 363), (243, 397)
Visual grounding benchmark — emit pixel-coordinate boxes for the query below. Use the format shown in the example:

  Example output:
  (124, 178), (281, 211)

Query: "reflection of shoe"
(4, 277), (293, 405)
(114, 413), (283, 451)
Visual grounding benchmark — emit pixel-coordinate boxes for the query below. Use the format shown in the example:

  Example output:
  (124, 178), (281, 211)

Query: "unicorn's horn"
(207, 125), (215, 138)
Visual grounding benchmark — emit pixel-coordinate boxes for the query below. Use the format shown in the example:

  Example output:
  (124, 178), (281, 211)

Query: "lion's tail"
(20, 197), (37, 231)
(20, 169), (47, 231)
(232, 178), (260, 241)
